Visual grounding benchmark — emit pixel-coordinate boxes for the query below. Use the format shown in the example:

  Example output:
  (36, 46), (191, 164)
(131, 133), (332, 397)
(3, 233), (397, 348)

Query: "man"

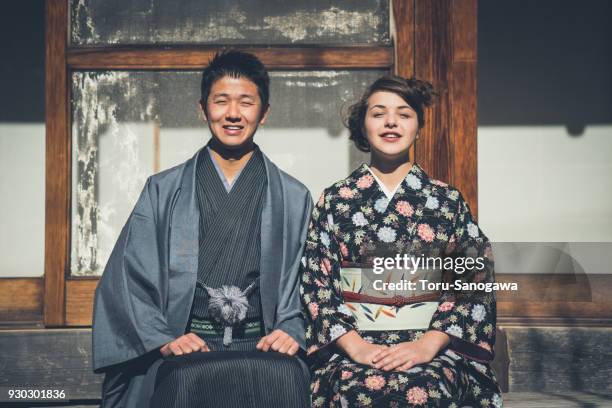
(92, 50), (312, 407)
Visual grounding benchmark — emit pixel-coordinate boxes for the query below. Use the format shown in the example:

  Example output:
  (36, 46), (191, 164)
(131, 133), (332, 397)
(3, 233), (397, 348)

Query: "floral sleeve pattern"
(300, 191), (357, 355)
(429, 193), (497, 362)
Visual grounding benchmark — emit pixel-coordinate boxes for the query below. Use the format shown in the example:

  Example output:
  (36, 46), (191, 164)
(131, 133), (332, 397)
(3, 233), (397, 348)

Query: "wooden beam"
(497, 273), (612, 319)
(67, 46), (394, 70)
(0, 278), (43, 322)
(60, 273), (612, 327)
(66, 279), (98, 326)
(45, 0), (69, 326)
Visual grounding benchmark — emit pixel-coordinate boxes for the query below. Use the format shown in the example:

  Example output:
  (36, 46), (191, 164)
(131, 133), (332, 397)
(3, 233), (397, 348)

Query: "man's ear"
(259, 104), (271, 125)
(198, 100), (207, 122)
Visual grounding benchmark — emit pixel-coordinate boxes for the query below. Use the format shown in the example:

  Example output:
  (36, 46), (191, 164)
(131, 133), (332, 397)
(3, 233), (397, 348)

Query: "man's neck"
(208, 139), (255, 185)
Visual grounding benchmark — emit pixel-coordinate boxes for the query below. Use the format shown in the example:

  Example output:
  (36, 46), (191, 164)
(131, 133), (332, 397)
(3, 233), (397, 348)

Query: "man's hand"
(160, 333), (210, 357)
(372, 331), (450, 371)
(256, 329), (300, 356)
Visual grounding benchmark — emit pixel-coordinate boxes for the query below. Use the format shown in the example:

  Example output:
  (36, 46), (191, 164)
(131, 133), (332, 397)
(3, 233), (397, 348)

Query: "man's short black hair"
(200, 50), (270, 117)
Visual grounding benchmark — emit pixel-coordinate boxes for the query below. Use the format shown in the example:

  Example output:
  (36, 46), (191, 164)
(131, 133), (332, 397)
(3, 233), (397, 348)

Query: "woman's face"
(364, 91), (419, 160)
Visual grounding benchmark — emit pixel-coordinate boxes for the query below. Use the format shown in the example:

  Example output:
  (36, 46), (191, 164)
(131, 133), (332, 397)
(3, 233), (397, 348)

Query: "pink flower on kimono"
(307, 345), (319, 355)
(443, 367), (454, 382)
(431, 179), (448, 187)
(312, 379), (320, 393)
(417, 223), (435, 242)
(339, 187), (356, 199)
(341, 370), (353, 380)
(478, 341), (492, 352)
(320, 258), (332, 275)
(317, 193), (325, 206)
(356, 174), (374, 189)
(395, 200), (414, 217)
(406, 386), (428, 405)
(438, 301), (455, 312)
(364, 375), (386, 391)
(339, 242), (349, 257)
(308, 302), (319, 319)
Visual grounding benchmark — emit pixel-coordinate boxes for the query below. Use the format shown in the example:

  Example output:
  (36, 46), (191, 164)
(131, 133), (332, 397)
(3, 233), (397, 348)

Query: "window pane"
(0, 125), (45, 277)
(71, 70), (382, 275)
(70, 0), (390, 46)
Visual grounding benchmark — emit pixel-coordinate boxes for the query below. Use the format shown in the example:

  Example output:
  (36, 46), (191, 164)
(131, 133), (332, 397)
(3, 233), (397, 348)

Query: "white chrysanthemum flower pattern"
(374, 197), (389, 213)
(320, 232), (331, 248)
(425, 196), (440, 210)
(351, 211), (368, 227)
(471, 304), (486, 322)
(406, 174), (422, 190)
(337, 304), (353, 316)
(445, 324), (464, 338)
(377, 226), (397, 243)
(467, 222), (479, 238)
(329, 324), (347, 340)
(492, 393), (503, 408)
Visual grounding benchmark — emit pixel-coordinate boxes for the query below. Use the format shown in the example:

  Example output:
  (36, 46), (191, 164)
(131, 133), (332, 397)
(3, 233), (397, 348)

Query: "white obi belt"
(340, 262), (442, 331)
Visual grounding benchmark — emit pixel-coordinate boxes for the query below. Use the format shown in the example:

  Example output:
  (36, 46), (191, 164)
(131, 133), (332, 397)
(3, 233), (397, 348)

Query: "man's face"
(202, 76), (269, 149)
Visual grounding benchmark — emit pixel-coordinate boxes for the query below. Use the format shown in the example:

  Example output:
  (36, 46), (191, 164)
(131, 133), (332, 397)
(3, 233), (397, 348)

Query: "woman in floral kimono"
(300, 76), (502, 407)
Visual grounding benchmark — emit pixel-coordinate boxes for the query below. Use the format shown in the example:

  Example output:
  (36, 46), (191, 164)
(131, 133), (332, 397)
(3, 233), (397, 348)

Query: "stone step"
(493, 326), (612, 393)
(503, 391), (612, 407)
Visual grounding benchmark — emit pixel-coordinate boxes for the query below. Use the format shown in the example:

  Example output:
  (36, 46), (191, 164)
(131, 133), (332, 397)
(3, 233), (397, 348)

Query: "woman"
(300, 76), (502, 407)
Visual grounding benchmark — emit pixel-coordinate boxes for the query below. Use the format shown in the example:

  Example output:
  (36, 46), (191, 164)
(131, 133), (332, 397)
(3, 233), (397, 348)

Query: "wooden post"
(414, 0), (479, 218)
(44, 0), (69, 326)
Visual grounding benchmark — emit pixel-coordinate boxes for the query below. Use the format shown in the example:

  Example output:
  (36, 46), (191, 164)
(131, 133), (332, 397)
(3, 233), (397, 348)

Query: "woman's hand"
(336, 330), (387, 367)
(160, 333), (210, 357)
(372, 331), (450, 371)
(350, 342), (388, 366)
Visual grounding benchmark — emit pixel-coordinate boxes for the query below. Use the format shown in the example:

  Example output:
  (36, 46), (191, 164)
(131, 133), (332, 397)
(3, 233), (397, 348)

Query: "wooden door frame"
(0, 0), (597, 327)
(0, 0), (612, 327)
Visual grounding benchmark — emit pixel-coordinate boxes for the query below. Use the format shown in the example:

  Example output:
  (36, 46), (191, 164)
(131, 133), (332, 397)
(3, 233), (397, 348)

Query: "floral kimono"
(300, 163), (502, 407)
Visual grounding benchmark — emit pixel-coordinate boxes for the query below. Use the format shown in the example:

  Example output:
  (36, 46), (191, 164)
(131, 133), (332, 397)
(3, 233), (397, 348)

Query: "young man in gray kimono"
(92, 50), (313, 407)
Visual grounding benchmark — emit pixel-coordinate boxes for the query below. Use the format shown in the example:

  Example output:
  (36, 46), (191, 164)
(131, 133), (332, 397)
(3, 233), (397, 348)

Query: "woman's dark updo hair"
(344, 75), (436, 152)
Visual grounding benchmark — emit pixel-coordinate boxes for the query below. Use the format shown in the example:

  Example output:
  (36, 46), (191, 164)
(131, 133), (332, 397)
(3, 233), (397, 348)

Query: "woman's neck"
(368, 153), (413, 193)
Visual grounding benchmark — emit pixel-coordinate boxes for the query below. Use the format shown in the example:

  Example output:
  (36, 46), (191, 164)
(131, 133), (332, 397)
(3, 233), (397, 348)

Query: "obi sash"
(340, 262), (441, 331)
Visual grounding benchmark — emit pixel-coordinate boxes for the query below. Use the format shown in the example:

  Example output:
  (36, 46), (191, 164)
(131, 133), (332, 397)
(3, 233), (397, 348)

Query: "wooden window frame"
(3, 0), (595, 328)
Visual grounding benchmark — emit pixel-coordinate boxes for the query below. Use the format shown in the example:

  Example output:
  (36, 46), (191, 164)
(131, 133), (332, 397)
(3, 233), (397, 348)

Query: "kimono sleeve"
(274, 190), (313, 349)
(428, 192), (497, 362)
(92, 177), (175, 371)
(300, 192), (357, 355)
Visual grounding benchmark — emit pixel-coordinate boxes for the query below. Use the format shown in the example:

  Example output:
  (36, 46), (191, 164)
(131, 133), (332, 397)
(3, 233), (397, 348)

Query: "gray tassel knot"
(201, 279), (258, 346)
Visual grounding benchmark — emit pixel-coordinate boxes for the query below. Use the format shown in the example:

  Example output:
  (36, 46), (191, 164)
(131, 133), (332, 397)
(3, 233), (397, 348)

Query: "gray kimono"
(92, 148), (313, 407)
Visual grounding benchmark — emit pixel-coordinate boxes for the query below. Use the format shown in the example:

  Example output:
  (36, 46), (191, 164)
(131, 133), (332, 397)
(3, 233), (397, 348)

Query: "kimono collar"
(351, 161), (429, 191)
